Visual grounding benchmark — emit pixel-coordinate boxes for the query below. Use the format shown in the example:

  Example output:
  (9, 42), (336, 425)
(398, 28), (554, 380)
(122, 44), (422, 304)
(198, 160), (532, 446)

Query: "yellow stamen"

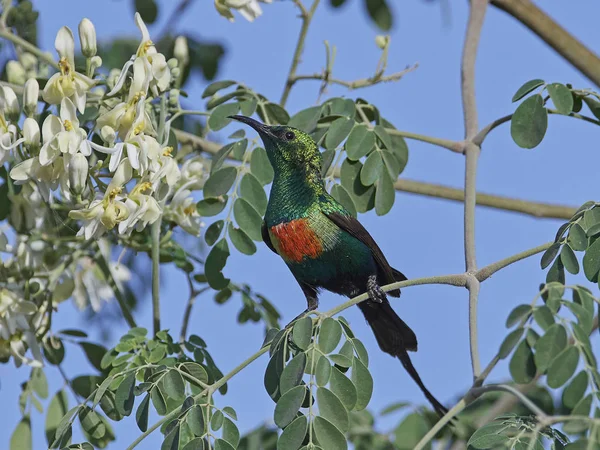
(58, 57), (72, 76)
(108, 187), (122, 200)
(183, 205), (195, 216)
(133, 182), (152, 195)
(63, 119), (73, 131)
(162, 146), (173, 157)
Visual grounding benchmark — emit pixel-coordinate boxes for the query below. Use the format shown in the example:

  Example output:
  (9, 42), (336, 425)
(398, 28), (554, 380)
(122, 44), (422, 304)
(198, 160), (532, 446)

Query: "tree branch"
(175, 129), (577, 220)
(491, 0), (600, 88)
(280, 0), (321, 106)
(0, 28), (59, 69)
(461, 0), (489, 381)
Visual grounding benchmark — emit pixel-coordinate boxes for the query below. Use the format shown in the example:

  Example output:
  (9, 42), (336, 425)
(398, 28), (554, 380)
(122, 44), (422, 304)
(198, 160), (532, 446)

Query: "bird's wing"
(325, 211), (407, 296)
(261, 220), (278, 254)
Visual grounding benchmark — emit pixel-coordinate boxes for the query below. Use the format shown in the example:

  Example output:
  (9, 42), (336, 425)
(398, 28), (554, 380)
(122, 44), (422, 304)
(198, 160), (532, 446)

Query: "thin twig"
(461, 0), (489, 381)
(469, 384), (548, 419)
(151, 219), (162, 336)
(291, 64), (418, 90)
(280, 0), (321, 107)
(180, 281), (210, 342)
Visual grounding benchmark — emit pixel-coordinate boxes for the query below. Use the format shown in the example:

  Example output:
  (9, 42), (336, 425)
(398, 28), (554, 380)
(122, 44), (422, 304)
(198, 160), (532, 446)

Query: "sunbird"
(230, 115), (447, 416)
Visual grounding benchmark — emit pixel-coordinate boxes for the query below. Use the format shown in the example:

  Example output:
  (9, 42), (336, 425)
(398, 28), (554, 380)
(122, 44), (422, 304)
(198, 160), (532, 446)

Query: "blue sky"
(2, 0), (600, 448)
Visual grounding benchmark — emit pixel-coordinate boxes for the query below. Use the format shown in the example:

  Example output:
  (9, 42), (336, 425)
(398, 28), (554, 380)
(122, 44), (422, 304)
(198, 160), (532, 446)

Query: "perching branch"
(490, 0), (600, 88)
(174, 128), (577, 220)
(460, 0), (489, 381)
(280, 0), (321, 107)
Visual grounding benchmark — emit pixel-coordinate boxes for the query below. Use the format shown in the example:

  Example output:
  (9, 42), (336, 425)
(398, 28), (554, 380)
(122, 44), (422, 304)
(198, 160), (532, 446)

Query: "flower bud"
(375, 35), (389, 50)
(171, 67), (180, 79)
(107, 68), (121, 90)
(23, 78), (39, 117)
(0, 86), (20, 122)
(174, 36), (189, 68)
(167, 58), (178, 70)
(6, 60), (26, 85)
(20, 52), (38, 76)
(23, 118), (40, 149)
(168, 89), (180, 108)
(100, 125), (116, 144)
(89, 55), (102, 72)
(78, 18), (97, 58)
(69, 153), (88, 195)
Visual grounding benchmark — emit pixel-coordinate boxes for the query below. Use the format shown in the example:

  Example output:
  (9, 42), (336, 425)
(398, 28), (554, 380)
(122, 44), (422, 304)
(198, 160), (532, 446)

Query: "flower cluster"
(0, 13), (209, 367)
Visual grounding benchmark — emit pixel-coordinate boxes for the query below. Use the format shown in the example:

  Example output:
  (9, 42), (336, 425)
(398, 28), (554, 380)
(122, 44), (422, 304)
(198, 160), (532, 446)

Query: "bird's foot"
(367, 275), (386, 303)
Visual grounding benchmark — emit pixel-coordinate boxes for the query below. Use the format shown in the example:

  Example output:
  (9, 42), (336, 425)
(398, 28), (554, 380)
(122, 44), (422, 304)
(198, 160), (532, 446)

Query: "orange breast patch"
(270, 219), (323, 263)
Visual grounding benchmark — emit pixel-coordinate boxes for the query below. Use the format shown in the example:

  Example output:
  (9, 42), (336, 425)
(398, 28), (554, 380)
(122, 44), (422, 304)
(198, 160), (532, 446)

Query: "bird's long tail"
(357, 299), (448, 417)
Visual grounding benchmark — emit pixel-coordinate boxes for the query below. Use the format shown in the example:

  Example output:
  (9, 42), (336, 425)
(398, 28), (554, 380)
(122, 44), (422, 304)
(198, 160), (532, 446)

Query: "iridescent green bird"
(230, 115), (447, 416)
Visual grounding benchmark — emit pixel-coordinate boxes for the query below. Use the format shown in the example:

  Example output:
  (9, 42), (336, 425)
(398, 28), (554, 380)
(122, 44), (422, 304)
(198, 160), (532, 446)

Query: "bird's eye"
(285, 131), (295, 140)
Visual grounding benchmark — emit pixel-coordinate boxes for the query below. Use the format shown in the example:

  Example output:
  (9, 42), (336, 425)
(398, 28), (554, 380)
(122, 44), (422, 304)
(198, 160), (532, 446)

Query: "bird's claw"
(367, 275), (386, 303)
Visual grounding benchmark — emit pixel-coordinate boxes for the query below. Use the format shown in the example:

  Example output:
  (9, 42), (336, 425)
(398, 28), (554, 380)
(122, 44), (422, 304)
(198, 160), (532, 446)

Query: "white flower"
(118, 182), (162, 235)
(0, 86), (20, 122)
(78, 18), (97, 58)
(164, 186), (202, 235)
(23, 78), (39, 117)
(42, 26), (96, 113)
(0, 112), (18, 162)
(100, 125), (116, 144)
(0, 289), (43, 368)
(216, 0), (271, 22)
(39, 98), (91, 166)
(150, 146), (181, 188)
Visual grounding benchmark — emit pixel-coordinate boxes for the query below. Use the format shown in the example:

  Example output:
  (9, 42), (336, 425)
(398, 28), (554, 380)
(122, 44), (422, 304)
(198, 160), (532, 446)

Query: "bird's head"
(229, 115), (322, 182)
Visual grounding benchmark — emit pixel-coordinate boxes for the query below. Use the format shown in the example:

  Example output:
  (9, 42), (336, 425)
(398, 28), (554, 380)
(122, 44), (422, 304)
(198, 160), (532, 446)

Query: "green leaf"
(250, 147), (274, 186)
(31, 368), (48, 398)
(205, 220), (224, 246)
(222, 418), (240, 448)
(162, 424), (180, 450)
(564, 301), (594, 335)
(317, 387), (349, 432)
(80, 342), (107, 373)
(318, 318), (342, 354)
(326, 117), (355, 150)
(313, 416), (347, 450)
(562, 370), (588, 409)
(534, 323), (567, 372)
(46, 389), (69, 446)
(208, 103), (240, 131)
(375, 170), (395, 216)
(583, 237), (600, 281)
(0, 182), (10, 221)
(506, 304), (532, 328)
(135, 0), (158, 23)
(183, 438), (205, 450)
(203, 167), (237, 198)
(239, 173), (268, 215)
(560, 245), (580, 274)
(288, 106), (322, 132)
(498, 328), (524, 359)
(330, 184), (357, 217)
(116, 373), (136, 416)
(135, 394), (150, 432)
(345, 125), (375, 160)
(292, 317), (313, 351)
(277, 415), (307, 450)
(351, 338), (369, 366)
(547, 83), (573, 114)
(394, 412), (431, 450)
(541, 243), (561, 269)
(360, 151), (383, 186)
(467, 422), (511, 449)
(233, 198), (263, 241)
(568, 223), (588, 251)
(350, 357), (373, 411)
(211, 410), (224, 431)
(274, 385), (306, 428)
(228, 224), (256, 256)
(509, 340), (536, 384)
(380, 402), (409, 415)
(263, 102), (290, 124)
(212, 140), (247, 173)
(381, 150), (401, 179)
(205, 238), (230, 290)
(78, 406), (105, 440)
(151, 386), (167, 416)
(11, 417), (32, 450)
(340, 159), (375, 213)
(187, 405), (206, 436)
(43, 337), (65, 365)
(547, 346), (579, 388)
(280, 352), (306, 394)
(511, 94), (548, 149)
(533, 305), (555, 331)
(197, 197), (228, 217)
(583, 96), (600, 120)
(164, 370), (185, 401)
(365, 0), (392, 31)
(315, 356), (332, 387)
(202, 81), (236, 99)
(329, 367), (357, 410)
(512, 79), (545, 102)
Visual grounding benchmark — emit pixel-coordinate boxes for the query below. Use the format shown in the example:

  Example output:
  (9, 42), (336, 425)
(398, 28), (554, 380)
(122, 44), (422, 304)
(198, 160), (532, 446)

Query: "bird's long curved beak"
(228, 115), (274, 138)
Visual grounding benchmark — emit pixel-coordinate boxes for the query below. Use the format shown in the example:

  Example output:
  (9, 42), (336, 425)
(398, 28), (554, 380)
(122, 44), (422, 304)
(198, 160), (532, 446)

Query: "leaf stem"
(280, 0), (321, 107)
